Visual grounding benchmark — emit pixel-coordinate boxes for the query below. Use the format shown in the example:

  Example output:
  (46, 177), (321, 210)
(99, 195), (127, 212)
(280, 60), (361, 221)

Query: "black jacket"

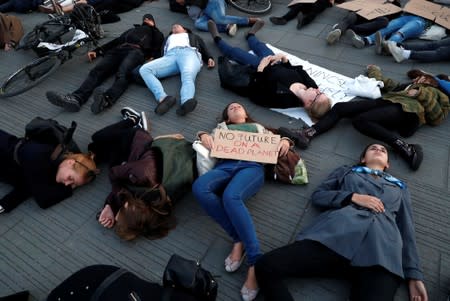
(94, 23), (164, 60)
(248, 62), (318, 108)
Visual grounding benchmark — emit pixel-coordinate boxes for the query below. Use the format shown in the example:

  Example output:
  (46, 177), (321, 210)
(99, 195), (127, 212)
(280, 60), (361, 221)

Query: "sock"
(214, 36), (222, 43)
(403, 49), (411, 59)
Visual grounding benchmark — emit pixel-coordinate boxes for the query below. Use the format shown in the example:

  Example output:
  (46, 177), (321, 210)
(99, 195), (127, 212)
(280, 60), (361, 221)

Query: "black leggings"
(282, 0), (330, 25)
(312, 99), (420, 145)
(88, 119), (138, 167)
(255, 240), (402, 301)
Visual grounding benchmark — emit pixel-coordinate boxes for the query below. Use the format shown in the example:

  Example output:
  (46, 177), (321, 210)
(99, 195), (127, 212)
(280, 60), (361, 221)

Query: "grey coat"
(297, 165), (423, 280)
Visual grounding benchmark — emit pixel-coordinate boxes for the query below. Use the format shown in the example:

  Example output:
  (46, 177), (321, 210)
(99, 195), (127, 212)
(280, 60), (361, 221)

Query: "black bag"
(163, 254), (218, 301)
(25, 117), (80, 153)
(217, 56), (255, 97)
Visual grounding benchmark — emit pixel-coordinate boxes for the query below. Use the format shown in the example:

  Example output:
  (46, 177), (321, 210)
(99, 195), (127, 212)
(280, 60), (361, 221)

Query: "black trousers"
(336, 12), (389, 36)
(73, 46), (144, 104)
(255, 240), (402, 301)
(312, 99), (420, 145)
(88, 119), (138, 167)
(282, 0), (330, 26)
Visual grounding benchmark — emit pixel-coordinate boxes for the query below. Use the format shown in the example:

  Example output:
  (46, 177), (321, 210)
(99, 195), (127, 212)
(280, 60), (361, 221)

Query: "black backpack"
(217, 56), (255, 97)
(25, 117), (80, 154)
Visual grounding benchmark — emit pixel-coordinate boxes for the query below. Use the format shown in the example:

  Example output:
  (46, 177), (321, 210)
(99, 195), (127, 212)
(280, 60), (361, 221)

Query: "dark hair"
(220, 102), (256, 124)
(356, 143), (389, 171)
(168, 24), (192, 36)
(114, 187), (176, 241)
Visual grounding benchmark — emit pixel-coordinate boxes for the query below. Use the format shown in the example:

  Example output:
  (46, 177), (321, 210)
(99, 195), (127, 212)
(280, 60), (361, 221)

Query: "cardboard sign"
(210, 129), (281, 164)
(288, 0), (317, 7)
(403, 0), (441, 21)
(357, 3), (402, 20)
(434, 6), (450, 30)
(337, 0), (401, 19)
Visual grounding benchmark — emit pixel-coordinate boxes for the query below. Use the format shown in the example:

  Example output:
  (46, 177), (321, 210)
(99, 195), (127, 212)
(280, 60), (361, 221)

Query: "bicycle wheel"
(0, 55), (61, 98)
(228, 0), (271, 15)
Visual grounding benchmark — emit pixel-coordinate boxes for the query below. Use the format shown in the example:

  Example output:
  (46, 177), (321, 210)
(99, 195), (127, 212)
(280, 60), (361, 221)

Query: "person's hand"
(278, 139), (290, 157)
(257, 56), (272, 72)
(408, 279), (428, 301)
(351, 193), (385, 213)
(207, 58), (215, 68)
(87, 51), (97, 62)
(407, 88), (419, 97)
(4, 43), (13, 51)
(200, 133), (214, 150)
(98, 205), (115, 228)
(270, 53), (288, 65)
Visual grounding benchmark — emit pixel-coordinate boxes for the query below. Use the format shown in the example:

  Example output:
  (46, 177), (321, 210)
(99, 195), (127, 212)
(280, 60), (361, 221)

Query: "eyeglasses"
(74, 160), (97, 181)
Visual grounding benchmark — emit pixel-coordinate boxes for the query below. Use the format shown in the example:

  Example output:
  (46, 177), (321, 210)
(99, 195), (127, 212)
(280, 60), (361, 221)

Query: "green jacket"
(152, 137), (196, 202)
(368, 67), (449, 126)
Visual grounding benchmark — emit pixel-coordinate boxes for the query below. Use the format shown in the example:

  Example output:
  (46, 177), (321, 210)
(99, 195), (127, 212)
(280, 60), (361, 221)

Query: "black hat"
(143, 14), (155, 23)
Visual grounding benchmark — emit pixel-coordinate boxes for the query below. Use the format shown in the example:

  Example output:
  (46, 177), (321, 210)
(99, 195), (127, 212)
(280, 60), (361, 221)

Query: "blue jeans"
(192, 160), (265, 265)
(366, 15), (426, 44)
(139, 47), (202, 104)
(195, 0), (249, 32)
(217, 35), (274, 68)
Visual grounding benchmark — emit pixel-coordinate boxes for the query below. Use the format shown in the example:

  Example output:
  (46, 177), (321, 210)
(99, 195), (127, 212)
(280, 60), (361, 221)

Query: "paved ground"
(0, 1), (449, 300)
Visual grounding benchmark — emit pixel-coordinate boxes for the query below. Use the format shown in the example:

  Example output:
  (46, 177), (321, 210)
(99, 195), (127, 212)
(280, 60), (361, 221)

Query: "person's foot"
(326, 28), (342, 45)
(227, 24), (238, 36)
(0, 205), (5, 213)
(155, 95), (176, 115)
(246, 20), (265, 37)
(388, 42), (407, 63)
(347, 29), (365, 48)
(241, 267), (259, 301)
(91, 88), (112, 114)
(176, 98), (197, 116)
(46, 91), (81, 112)
(269, 16), (287, 25)
(121, 106), (141, 125)
(225, 242), (246, 273)
(208, 20), (220, 40)
(296, 12), (304, 30)
(374, 31), (386, 55)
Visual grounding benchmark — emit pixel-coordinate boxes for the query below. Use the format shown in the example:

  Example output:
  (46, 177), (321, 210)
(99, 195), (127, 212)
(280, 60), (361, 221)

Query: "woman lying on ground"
(88, 107), (196, 240)
(388, 36), (450, 63)
(192, 102), (292, 301)
(207, 20), (331, 122)
(139, 23), (215, 116)
(279, 65), (449, 171)
(255, 143), (428, 301)
(0, 127), (98, 213)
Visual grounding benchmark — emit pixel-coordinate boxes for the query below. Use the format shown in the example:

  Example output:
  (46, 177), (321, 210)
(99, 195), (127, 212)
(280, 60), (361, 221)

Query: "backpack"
(0, 13), (24, 49)
(25, 117), (81, 154)
(217, 56), (255, 97)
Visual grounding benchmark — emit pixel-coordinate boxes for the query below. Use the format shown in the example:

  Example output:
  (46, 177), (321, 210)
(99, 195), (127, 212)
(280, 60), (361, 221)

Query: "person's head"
(221, 102), (255, 124)
(142, 13), (155, 27)
(358, 143), (390, 171)
(55, 152), (99, 188)
(170, 23), (191, 34)
(114, 188), (176, 241)
(302, 88), (331, 121)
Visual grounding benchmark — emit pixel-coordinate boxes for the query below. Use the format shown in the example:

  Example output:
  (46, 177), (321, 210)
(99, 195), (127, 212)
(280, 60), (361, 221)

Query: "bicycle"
(0, 4), (102, 98)
(227, 0), (272, 15)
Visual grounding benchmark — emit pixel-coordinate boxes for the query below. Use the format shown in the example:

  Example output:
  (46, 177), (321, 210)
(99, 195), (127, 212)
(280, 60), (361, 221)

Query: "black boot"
(278, 127), (316, 149)
(391, 139), (423, 171)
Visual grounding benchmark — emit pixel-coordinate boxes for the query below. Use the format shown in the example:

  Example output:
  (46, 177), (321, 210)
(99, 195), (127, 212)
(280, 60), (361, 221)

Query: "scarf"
(352, 166), (406, 189)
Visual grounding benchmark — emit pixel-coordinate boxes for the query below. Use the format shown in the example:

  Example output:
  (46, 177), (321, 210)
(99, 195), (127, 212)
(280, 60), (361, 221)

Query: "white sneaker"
(227, 24), (238, 37)
(0, 205), (5, 213)
(139, 111), (148, 131)
(326, 28), (342, 45)
(348, 29), (365, 48)
(388, 42), (406, 63)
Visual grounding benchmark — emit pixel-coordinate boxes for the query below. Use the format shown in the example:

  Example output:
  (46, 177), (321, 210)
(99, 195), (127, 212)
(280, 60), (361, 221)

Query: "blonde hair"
(307, 95), (331, 122)
(64, 152), (99, 183)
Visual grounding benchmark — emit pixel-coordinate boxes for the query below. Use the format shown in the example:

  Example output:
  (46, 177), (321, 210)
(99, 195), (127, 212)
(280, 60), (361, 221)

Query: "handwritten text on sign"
(210, 129), (281, 164)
